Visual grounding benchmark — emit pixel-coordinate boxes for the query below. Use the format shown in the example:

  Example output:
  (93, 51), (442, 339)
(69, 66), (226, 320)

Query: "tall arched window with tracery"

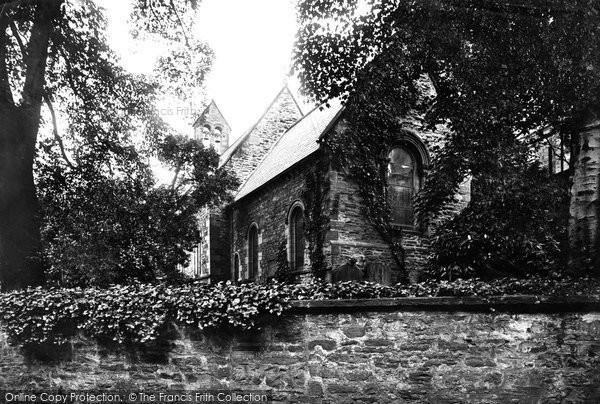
(289, 205), (305, 271)
(247, 225), (259, 280)
(387, 146), (419, 225)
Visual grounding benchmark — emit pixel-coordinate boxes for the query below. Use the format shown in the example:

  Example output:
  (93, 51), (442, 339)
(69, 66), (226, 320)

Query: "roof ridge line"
(208, 100), (231, 130)
(232, 104), (319, 198)
(233, 101), (341, 202)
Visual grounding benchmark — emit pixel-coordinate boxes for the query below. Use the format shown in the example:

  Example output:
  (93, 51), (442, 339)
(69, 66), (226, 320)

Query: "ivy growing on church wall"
(273, 239), (294, 283)
(302, 160), (330, 279)
(320, 54), (433, 282)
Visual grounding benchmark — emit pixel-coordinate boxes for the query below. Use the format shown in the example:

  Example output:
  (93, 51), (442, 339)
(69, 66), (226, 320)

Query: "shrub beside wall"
(1, 277), (600, 348)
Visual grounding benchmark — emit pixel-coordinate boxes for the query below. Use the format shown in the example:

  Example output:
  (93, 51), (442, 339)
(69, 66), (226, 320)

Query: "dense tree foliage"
(294, 0), (600, 274)
(38, 135), (237, 287)
(0, 0), (236, 290)
(429, 164), (569, 279)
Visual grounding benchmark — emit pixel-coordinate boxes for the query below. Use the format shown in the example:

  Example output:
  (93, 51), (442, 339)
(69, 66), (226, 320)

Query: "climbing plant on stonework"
(316, 52), (433, 282)
(294, 0), (600, 273)
(273, 239), (294, 283)
(302, 160), (331, 279)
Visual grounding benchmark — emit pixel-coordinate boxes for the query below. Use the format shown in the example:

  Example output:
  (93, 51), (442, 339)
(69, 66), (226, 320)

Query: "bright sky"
(100, 0), (306, 140)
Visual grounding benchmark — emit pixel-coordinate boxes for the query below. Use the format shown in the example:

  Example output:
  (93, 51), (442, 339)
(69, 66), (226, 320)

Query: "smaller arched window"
(247, 225), (259, 280)
(213, 126), (222, 144)
(202, 124), (211, 140)
(289, 205), (305, 271)
(387, 146), (419, 225)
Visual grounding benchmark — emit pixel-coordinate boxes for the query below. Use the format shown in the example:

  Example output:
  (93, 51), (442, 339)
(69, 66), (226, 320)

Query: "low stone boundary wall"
(1, 296), (600, 403)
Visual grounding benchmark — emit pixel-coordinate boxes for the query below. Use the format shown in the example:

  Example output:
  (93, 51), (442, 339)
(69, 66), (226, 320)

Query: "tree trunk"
(569, 107), (600, 273)
(0, 105), (44, 291)
(0, 1), (60, 291)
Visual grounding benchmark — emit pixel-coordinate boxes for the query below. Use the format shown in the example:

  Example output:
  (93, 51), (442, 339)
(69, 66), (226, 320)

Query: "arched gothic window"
(248, 225), (259, 279)
(289, 205), (305, 271)
(202, 125), (211, 140)
(387, 146), (419, 225)
(213, 126), (222, 145)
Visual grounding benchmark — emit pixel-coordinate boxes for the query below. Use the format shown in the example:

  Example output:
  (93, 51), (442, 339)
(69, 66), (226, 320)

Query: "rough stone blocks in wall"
(1, 306), (599, 403)
(231, 163), (311, 281)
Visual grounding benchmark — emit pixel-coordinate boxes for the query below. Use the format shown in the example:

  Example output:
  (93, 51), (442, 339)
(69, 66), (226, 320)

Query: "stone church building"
(181, 86), (470, 284)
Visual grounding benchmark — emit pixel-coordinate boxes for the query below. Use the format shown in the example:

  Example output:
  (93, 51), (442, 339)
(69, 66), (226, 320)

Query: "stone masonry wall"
(326, 166), (471, 282)
(1, 299), (599, 403)
(194, 90), (302, 282)
(229, 115), (472, 282)
(231, 159), (314, 280)
(324, 110), (471, 282)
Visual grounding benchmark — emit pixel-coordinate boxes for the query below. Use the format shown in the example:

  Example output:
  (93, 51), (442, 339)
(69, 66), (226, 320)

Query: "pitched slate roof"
(234, 99), (344, 201)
